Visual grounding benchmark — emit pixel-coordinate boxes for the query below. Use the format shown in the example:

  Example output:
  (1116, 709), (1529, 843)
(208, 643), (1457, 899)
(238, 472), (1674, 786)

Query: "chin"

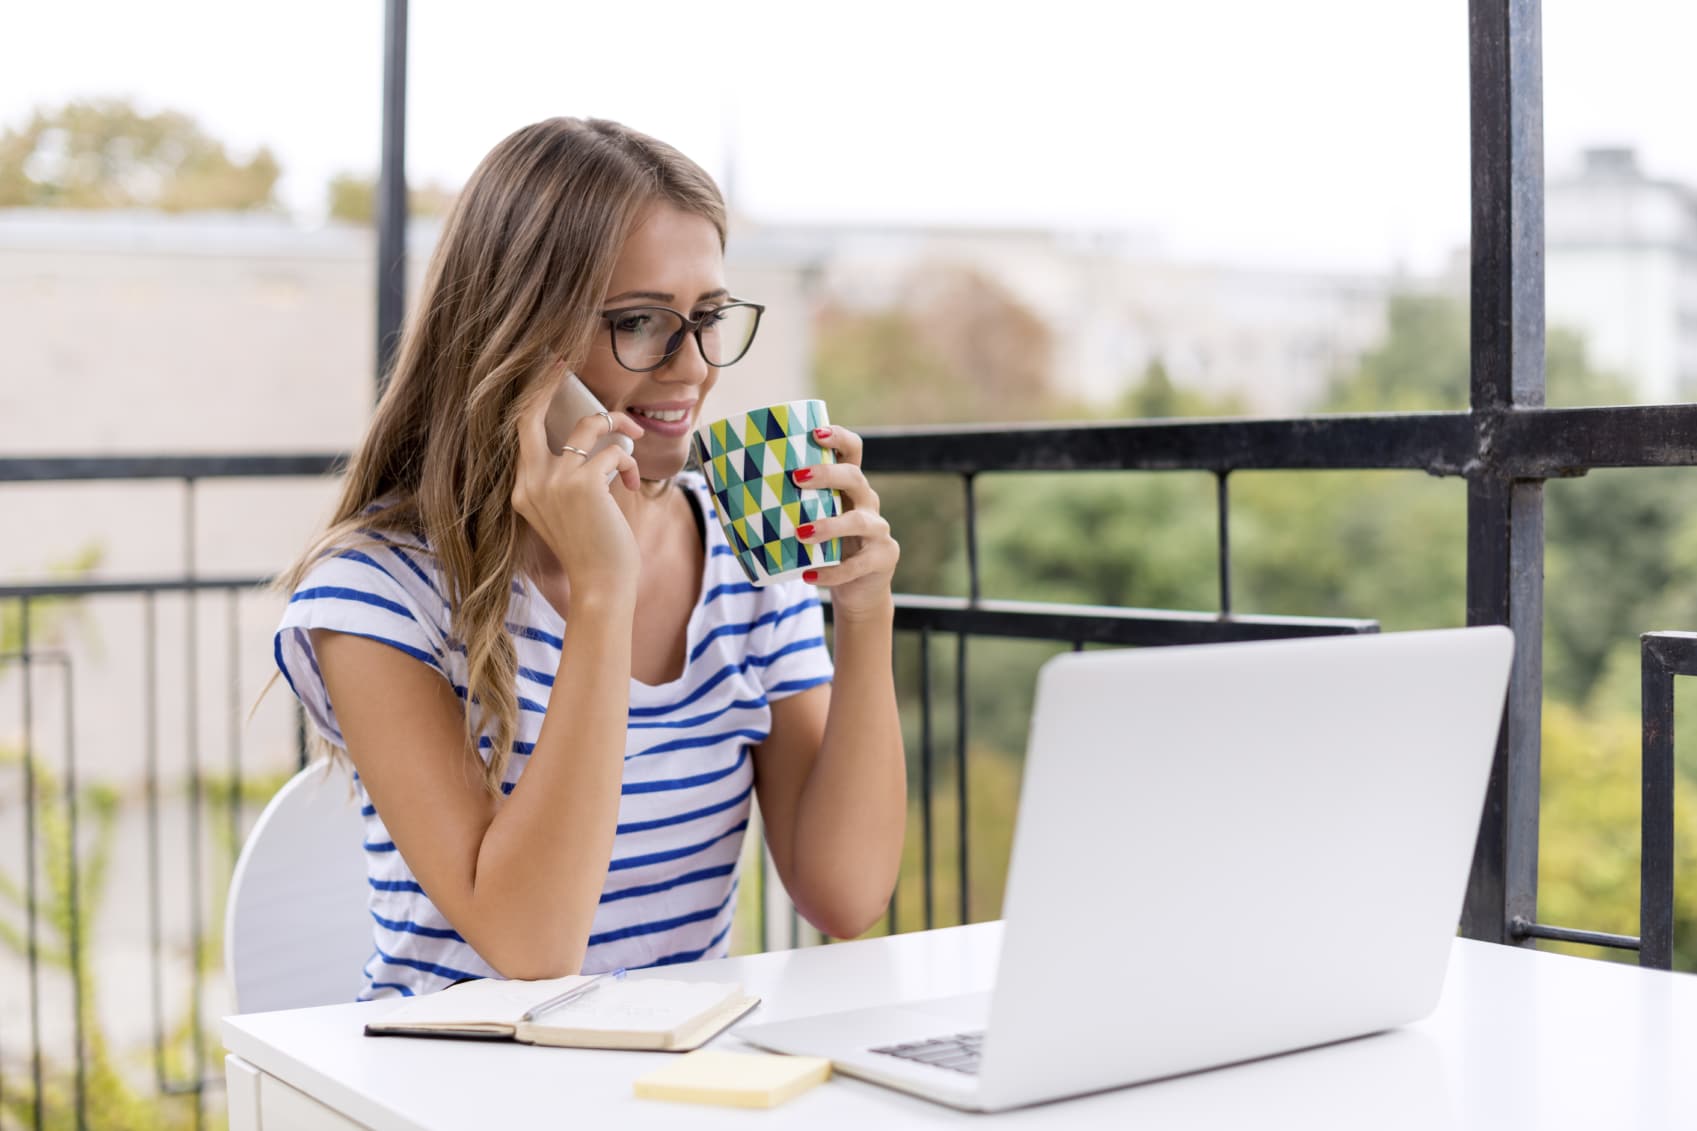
(637, 436), (695, 479)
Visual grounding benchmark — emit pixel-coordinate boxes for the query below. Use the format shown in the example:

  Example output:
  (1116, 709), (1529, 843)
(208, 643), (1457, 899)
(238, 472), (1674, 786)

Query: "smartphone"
(545, 370), (635, 483)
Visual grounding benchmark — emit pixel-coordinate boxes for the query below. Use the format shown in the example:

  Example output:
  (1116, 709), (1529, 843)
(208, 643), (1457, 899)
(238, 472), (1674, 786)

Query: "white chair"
(225, 762), (372, 1013)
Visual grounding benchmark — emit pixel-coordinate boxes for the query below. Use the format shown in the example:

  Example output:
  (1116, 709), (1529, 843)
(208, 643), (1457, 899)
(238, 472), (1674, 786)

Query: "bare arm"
(314, 393), (648, 978)
(752, 601), (906, 939)
(312, 588), (633, 978)
(752, 423), (907, 939)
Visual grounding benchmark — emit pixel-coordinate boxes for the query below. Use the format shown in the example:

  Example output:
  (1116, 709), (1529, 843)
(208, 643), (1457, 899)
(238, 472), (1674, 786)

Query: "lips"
(625, 402), (697, 438)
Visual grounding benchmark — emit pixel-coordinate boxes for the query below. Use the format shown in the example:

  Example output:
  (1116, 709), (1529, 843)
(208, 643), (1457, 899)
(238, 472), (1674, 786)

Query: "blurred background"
(6, 0), (1697, 1126)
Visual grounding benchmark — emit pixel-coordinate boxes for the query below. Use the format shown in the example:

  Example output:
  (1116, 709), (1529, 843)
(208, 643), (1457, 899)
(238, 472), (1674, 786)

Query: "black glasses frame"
(599, 301), (765, 373)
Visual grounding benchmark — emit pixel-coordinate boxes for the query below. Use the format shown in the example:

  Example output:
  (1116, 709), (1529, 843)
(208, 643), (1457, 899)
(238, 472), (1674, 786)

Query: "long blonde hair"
(282, 117), (726, 791)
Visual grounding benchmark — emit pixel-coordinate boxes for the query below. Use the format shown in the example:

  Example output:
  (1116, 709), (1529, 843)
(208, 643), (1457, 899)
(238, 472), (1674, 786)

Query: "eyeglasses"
(599, 301), (764, 373)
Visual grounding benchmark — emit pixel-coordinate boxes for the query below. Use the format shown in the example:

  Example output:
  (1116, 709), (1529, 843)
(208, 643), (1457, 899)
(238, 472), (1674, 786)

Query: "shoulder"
(295, 527), (443, 602)
(281, 527), (451, 655)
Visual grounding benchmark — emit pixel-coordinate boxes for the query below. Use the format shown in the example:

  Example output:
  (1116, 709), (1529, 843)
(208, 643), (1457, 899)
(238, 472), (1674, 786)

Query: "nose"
(656, 333), (712, 386)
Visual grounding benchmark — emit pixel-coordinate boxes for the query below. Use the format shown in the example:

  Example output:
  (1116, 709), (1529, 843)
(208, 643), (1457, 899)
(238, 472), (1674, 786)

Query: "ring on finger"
(557, 443), (591, 459)
(597, 409), (614, 435)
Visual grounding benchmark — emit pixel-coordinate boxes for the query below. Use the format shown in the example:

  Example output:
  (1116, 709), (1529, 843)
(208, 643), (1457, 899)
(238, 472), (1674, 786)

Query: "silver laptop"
(738, 626), (1514, 1111)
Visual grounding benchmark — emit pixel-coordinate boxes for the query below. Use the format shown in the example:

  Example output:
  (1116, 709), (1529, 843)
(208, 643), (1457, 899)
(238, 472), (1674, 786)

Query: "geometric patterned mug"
(692, 399), (844, 587)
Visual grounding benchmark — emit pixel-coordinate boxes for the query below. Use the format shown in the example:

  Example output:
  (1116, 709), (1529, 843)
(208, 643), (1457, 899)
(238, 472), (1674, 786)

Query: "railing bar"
(61, 654), (87, 1131)
(145, 591), (168, 1090)
(956, 632), (969, 925)
(1512, 918), (1641, 952)
(12, 406), (1697, 485)
(185, 481), (206, 1128)
(1640, 638), (1675, 969)
(376, 0), (410, 394)
(756, 822), (768, 954)
(883, 595), (1376, 646)
(0, 454), (347, 482)
(227, 590), (243, 907)
(20, 597), (45, 1131)
(0, 576), (269, 600)
(920, 628), (934, 932)
(297, 702), (309, 771)
(1216, 471), (1232, 615)
(963, 473), (980, 605)
(1, 640), (4, 1131)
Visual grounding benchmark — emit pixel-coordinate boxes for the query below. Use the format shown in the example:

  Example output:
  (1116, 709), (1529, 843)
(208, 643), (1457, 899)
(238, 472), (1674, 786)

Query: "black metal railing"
(3, 6), (1688, 1131)
(1, 570), (296, 1131)
(0, 453), (1378, 1127)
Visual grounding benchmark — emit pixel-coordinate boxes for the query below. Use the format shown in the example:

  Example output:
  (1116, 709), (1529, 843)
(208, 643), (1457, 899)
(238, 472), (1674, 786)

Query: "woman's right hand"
(513, 390), (645, 599)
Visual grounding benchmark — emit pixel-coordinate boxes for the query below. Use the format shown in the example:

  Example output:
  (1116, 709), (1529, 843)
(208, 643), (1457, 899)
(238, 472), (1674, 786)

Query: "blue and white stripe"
(273, 472), (833, 1000)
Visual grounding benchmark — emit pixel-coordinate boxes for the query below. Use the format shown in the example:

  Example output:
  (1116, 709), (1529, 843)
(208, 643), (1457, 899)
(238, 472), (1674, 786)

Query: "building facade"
(1546, 147), (1697, 403)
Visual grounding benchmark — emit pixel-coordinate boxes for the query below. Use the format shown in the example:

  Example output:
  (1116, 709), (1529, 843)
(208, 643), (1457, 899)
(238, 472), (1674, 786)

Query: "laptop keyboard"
(870, 1030), (985, 1075)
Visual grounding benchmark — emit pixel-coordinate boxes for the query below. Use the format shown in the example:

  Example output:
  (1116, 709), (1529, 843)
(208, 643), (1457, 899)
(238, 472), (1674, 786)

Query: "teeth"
(633, 408), (688, 423)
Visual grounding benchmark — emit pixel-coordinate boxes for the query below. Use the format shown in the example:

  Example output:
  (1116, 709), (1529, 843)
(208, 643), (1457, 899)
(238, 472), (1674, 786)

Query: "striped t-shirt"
(272, 471), (833, 1000)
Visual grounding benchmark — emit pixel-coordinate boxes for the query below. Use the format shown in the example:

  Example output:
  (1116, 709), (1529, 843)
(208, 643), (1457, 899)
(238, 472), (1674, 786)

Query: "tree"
(812, 264), (1057, 597)
(326, 172), (458, 223)
(1318, 291), (1469, 412)
(0, 99), (279, 211)
(899, 264), (1054, 423)
(1115, 357), (1248, 420)
(810, 276), (1697, 963)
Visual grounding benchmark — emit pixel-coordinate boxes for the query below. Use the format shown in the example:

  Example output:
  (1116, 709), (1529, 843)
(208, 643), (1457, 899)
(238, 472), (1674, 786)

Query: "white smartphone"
(545, 370), (634, 483)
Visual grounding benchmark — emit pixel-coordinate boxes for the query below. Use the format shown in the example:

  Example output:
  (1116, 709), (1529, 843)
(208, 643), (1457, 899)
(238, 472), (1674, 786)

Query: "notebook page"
(378, 974), (592, 1025)
(539, 979), (738, 1033)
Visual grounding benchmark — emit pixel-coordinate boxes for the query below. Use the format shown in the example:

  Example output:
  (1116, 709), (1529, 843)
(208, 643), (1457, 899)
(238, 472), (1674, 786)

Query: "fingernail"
(793, 467), (814, 483)
(796, 523), (816, 540)
(803, 570), (819, 583)
(814, 427), (832, 439)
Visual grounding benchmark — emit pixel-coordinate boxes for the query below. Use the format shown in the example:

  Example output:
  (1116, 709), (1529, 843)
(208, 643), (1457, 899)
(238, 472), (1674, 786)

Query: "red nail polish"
(794, 467), (813, 483)
(803, 570), (819, 583)
(814, 427), (832, 439)
(796, 523), (816, 540)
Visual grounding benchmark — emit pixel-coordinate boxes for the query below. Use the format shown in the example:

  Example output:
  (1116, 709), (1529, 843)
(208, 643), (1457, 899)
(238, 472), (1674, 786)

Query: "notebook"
(362, 973), (759, 1052)
(635, 1049), (832, 1108)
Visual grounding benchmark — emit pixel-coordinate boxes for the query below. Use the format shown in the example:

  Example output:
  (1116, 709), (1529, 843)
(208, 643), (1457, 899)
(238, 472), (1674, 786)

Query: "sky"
(3, 0), (1693, 275)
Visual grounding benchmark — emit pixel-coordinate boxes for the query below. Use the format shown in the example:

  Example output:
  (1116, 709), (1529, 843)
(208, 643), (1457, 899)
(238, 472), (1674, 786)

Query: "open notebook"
(363, 974), (759, 1052)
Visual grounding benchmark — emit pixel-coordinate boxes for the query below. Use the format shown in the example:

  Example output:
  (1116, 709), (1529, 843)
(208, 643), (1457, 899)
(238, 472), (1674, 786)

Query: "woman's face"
(576, 202), (726, 479)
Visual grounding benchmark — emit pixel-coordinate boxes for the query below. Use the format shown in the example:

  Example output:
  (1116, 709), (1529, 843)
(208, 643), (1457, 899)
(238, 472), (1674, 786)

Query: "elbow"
(812, 908), (885, 942)
(797, 889), (893, 941)
(477, 936), (587, 982)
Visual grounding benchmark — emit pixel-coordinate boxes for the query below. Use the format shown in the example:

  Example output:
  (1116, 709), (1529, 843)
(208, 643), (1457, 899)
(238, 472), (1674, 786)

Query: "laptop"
(737, 626), (1515, 1111)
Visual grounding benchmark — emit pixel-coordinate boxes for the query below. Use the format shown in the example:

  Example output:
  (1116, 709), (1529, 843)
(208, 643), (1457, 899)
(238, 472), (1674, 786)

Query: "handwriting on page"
(548, 981), (732, 1031)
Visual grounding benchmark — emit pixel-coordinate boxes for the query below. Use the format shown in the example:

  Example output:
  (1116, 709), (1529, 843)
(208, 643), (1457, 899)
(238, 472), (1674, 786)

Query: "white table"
(221, 923), (1697, 1129)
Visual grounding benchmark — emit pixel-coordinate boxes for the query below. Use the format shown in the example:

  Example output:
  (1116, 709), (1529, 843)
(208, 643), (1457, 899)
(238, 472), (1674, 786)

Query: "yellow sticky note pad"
(634, 1049), (832, 1109)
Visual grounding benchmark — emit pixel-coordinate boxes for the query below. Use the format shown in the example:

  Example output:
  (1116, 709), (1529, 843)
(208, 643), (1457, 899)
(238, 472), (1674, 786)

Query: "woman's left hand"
(793, 425), (899, 621)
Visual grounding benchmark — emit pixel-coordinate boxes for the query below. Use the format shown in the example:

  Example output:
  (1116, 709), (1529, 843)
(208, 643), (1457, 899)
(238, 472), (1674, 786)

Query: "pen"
(520, 968), (627, 1023)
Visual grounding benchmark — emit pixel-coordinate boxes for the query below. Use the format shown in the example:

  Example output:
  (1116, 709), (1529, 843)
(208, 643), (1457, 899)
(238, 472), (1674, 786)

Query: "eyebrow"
(604, 287), (730, 305)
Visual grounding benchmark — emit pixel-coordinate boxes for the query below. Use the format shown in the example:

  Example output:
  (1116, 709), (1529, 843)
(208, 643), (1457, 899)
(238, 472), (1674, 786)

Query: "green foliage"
(1115, 358), (1249, 420)
(0, 99), (279, 212)
(2, 550), (233, 1129)
(1321, 292), (1470, 412)
(813, 265), (1054, 428)
(816, 271), (1697, 969)
(1231, 471), (1465, 630)
(325, 172), (458, 224)
(1537, 701), (1697, 968)
(0, 754), (192, 1131)
(1, 544), (104, 656)
(814, 308), (982, 428)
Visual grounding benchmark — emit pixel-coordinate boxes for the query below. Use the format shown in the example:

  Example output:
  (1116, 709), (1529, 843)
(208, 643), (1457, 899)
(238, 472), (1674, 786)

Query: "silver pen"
(520, 968), (627, 1023)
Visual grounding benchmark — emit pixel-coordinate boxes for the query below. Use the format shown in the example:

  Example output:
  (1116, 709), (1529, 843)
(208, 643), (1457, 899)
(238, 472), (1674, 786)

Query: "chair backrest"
(225, 762), (372, 1013)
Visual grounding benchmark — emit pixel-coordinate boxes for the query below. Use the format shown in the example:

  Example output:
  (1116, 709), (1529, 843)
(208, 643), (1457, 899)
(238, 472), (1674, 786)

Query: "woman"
(273, 118), (906, 1000)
